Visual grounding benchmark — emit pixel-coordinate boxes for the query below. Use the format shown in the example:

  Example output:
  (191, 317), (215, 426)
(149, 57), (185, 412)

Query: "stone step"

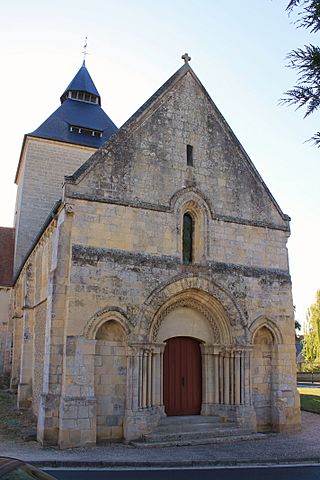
(131, 432), (266, 448)
(155, 421), (236, 433)
(159, 415), (224, 426)
(143, 425), (242, 443)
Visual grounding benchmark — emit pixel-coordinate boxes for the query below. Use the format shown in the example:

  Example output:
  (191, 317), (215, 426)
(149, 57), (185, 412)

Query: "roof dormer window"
(69, 125), (103, 137)
(68, 91), (99, 104)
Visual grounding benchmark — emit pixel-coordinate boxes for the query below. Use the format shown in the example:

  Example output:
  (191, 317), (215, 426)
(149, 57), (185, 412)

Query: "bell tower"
(14, 62), (117, 273)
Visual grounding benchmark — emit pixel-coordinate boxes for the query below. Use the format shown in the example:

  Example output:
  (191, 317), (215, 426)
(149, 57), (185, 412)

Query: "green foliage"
(301, 361), (320, 371)
(298, 387), (320, 413)
(303, 290), (320, 368)
(281, 1), (320, 145)
(287, 1), (320, 32)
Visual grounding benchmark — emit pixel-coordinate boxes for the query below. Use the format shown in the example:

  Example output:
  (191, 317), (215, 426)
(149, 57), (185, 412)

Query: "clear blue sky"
(0, 0), (319, 326)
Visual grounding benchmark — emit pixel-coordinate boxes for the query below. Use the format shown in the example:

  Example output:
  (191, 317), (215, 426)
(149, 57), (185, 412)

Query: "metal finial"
(82, 36), (88, 66)
(181, 52), (191, 64)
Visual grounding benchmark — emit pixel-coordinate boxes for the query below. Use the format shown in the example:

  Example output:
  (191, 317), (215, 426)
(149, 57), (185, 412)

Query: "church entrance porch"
(123, 289), (258, 442)
(163, 337), (202, 416)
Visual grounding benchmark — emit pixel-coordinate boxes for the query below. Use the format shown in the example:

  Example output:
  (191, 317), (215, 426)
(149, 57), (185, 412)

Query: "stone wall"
(0, 287), (12, 380)
(14, 137), (95, 273)
(9, 216), (56, 409)
(66, 71), (287, 230)
(95, 321), (127, 440)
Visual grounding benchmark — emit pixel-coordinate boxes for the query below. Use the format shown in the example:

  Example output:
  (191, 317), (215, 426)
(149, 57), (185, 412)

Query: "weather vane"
(82, 36), (88, 66)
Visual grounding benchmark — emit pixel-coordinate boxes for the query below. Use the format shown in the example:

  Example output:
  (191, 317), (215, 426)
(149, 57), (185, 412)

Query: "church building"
(0, 54), (300, 448)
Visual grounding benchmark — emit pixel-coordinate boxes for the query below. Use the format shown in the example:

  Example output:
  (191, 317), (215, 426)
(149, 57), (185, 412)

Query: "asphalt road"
(45, 465), (320, 480)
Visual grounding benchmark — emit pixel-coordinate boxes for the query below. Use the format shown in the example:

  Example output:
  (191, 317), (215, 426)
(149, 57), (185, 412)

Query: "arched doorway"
(252, 326), (274, 432)
(163, 337), (202, 416)
(94, 320), (127, 441)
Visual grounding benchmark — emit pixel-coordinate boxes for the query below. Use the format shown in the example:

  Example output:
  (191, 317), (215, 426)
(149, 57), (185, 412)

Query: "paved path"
(1, 412), (319, 467)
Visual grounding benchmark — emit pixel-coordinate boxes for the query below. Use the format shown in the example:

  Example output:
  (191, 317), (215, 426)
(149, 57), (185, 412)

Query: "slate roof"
(29, 99), (117, 148)
(61, 63), (100, 100)
(0, 227), (15, 286)
(28, 63), (118, 149)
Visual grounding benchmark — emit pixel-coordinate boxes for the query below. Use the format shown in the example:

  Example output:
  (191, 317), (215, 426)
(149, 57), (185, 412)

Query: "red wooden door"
(163, 337), (202, 416)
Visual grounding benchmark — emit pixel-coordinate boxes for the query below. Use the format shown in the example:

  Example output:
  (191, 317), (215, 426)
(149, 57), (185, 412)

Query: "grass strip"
(298, 387), (320, 414)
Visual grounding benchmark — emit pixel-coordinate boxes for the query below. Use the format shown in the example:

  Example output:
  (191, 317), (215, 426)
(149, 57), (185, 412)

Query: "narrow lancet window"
(187, 144), (193, 166)
(183, 213), (193, 264)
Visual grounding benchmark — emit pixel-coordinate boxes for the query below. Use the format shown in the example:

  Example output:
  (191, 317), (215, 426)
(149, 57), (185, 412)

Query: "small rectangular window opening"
(187, 144), (193, 166)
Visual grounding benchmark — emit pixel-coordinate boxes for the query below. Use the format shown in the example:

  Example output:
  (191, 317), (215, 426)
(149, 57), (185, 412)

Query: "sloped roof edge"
(65, 63), (290, 222)
(65, 63), (191, 184)
(61, 64), (100, 100)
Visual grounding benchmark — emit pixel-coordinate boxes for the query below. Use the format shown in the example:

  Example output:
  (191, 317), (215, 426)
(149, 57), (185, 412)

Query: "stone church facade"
(3, 56), (300, 448)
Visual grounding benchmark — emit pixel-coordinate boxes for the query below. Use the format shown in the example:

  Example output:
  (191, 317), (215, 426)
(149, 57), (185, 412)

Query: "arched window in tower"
(183, 213), (193, 264)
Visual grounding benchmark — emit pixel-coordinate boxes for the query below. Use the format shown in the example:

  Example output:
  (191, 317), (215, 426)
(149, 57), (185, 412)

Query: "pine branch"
(286, 0), (302, 12)
(287, 45), (320, 83)
(287, 1), (320, 32)
(283, 2), (320, 145)
(280, 45), (320, 117)
(308, 131), (320, 146)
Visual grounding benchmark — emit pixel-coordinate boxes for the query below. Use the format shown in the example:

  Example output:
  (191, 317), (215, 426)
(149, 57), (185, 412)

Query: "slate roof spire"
(26, 63), (118, 150)
(60, 63), (101, 106)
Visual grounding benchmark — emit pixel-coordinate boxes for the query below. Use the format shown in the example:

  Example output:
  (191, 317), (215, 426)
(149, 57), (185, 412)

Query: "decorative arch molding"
(84, 306), (131, 340)
(136, 275), (246, 341)
(150, 294), (224, 344)
(169, 187), (215, 219)
(249, 315), (284, 345)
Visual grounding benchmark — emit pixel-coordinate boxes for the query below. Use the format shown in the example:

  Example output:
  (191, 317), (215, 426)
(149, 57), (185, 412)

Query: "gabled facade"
(9, 59), (300, 448)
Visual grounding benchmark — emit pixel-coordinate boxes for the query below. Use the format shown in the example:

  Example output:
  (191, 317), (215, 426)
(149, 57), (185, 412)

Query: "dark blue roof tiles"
(29, 99), (118, 148)
(61, 64), (100, 101)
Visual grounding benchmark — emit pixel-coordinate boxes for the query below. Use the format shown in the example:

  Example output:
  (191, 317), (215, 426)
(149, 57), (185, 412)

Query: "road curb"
(30, 458), (320, 469)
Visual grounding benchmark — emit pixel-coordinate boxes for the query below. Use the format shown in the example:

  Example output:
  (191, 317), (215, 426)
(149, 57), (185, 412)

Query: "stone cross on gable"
(182, 53), (191, 64)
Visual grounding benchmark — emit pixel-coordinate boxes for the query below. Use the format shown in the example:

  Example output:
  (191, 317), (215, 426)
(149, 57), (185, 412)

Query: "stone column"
(160, 345), (164, 407)
(243, 348), (252, 405)
(126, 346), (136, 411)
(142, 350), (148, 408)
(213, 353), (220, 404)
(147, 350), (152, 408)
(207, 352), (213, 404)
(137, 348), (143, 409)
(200, 345), (209, 408)
(18, 264), (35, 409)
(219, 353), (224, 404)
(230, 350), (234, 405)
(235, 351), (241, 405)
(152, 349), (157, 407)
(149, 344), (165, 409)
(130, 345), (162, 411)
(223, 351), (230, 405)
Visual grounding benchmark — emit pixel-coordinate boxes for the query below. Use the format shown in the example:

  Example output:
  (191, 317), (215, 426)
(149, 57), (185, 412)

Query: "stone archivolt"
(84, 306), (131, 340)
(138, 275), (246, 339)
(151, 296), (222, 343)
(249, 315), (284, 345)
